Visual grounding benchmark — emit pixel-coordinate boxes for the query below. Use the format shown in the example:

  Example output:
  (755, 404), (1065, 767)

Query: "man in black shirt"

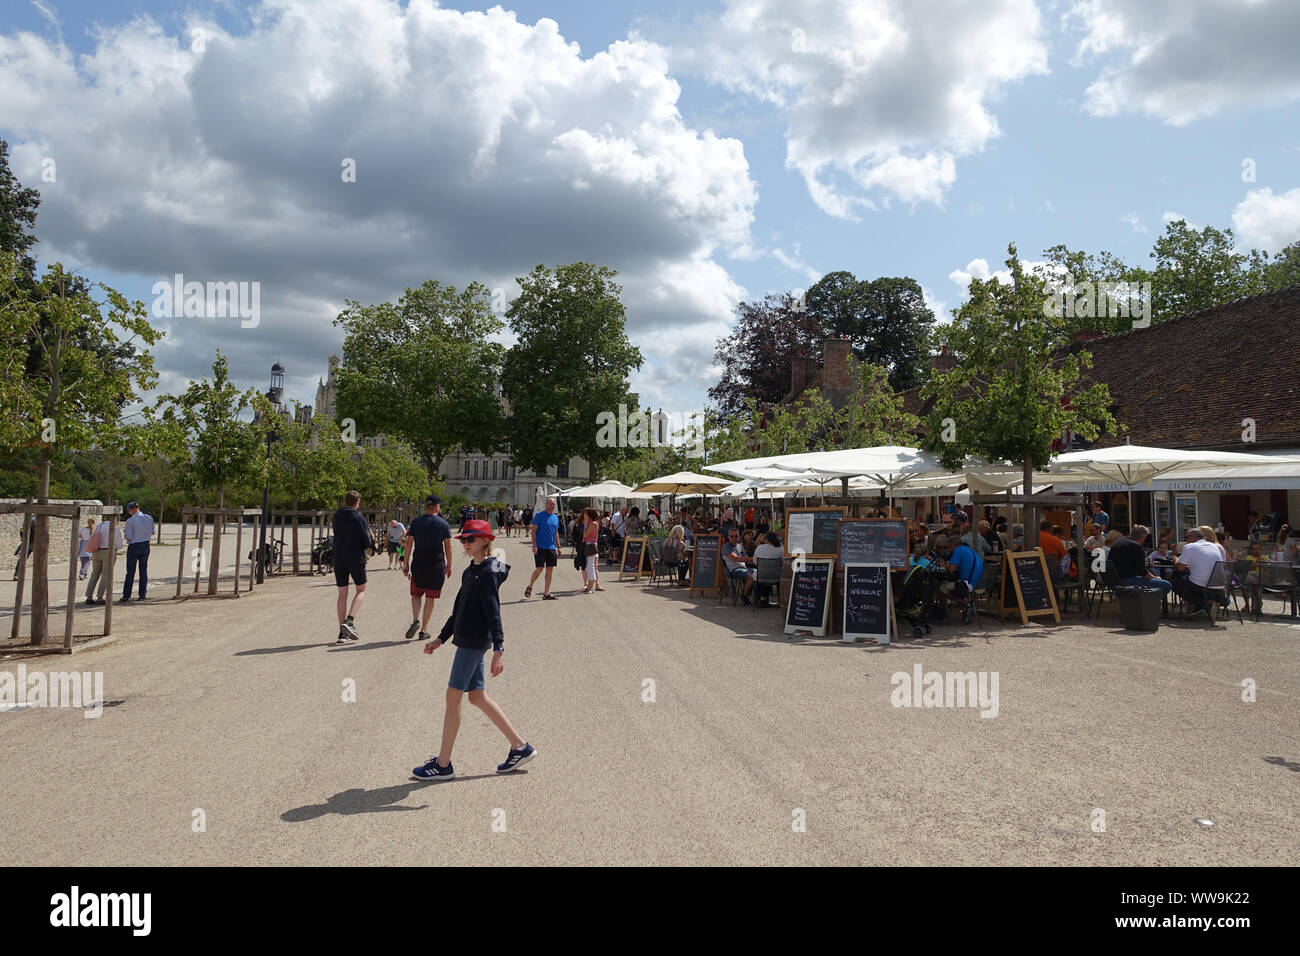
(1108, 523), (1172, 595)
(332, 490), (373, 643)
(403, 494), (454, 641)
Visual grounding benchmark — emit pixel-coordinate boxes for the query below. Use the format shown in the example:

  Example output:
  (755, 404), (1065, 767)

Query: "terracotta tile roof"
(1066, 284), (1300, 448)
(888, 284), (1300, 449)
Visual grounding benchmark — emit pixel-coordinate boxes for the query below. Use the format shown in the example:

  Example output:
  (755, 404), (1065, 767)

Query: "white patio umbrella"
(1047, 442), (1300, 486)
(1047, 441), (1300, 535)
(559, 480), (652, 499)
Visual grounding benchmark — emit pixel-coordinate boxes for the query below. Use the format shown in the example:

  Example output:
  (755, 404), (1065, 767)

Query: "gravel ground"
(1, 534), (1297, 866)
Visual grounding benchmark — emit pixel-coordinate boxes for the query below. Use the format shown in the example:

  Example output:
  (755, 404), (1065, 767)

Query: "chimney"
(931, 345), (957, 372)
(1072, 329), (1102, 343)
(791, 350), (808, 397)
(824, 337), (851, 391)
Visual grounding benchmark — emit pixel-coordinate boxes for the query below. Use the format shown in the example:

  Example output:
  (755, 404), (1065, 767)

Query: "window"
(557, 460), (569, 479)
(471, 460), (478, 479)
(491, 459), (498, 480)
(463, 458), (469, 478)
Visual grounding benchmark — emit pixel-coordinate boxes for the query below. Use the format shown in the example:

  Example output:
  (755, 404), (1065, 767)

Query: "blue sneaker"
(497, 743), (537, 773)
(412, 757), (455, 781)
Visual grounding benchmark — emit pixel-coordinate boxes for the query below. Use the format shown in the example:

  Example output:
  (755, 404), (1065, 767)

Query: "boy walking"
(332, 490), (372, 643)
(413, 519), (536, 780)
(402, 495), (453, 641)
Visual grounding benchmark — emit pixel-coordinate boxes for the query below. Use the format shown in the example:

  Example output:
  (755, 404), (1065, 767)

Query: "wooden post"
(11, 508), (33, 640)
(103, 510), (117, 637)
(194, 515), (206, 594)
(234, 513), (244, 595)
(248, 515), (258, 592)
(176, 512), (188, 599)
(207, 512), (221, 595)
(292, 512), (300, 574)
(64, 506), (80, 651)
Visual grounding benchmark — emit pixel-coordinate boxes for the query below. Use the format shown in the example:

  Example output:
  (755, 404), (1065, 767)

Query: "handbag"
(584, 541), (598, 557)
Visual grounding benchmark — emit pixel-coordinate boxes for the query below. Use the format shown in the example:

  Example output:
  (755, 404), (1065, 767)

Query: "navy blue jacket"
(437, 556), (509, 653)
(332, 508), (372, 564)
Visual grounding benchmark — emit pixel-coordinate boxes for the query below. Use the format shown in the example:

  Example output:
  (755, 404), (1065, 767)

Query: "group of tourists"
(327, 490), (536, 783)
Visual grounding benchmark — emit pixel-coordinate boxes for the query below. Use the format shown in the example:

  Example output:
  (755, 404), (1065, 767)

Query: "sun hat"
(455, 519), (495, 541)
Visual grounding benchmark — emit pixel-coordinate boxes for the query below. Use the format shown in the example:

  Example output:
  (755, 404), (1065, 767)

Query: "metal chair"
(1260, 563), (1298, 617)
(719, 566), (747, 606)
(1212, 560), (1244, 625)
(752, 556), (783, 612)
(648, 539), (667, 589)
(970, 562), (1001, 629)
(1089, 563), (1122, 619)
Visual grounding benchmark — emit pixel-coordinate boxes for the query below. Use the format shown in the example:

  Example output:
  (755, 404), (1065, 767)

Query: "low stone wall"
(0, 499), (109, 574)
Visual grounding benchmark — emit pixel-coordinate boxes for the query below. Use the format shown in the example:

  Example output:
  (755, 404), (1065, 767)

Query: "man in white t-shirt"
(1176, 528), (1224, 618)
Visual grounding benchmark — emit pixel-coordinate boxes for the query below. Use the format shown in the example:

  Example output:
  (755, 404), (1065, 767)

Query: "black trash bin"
(1116, 586), (1163, 631)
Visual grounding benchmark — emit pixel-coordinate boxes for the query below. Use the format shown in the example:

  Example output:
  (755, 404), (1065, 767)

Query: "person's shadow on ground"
(282, 783), (429, 821)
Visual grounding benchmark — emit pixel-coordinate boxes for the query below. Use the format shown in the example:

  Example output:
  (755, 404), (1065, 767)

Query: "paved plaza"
(2, 533), (1298, 866)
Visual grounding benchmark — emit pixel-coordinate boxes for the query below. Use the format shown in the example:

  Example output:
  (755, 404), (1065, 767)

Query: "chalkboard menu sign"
(843, 563), (891, 644)
(784, 559), (833, 636)
(690, 534), (721, 596)
(620, 537), (649, 581)
(784, 508), (845, 559)
(838, 519), (909, 569)
(1000, 549), (1060, 624)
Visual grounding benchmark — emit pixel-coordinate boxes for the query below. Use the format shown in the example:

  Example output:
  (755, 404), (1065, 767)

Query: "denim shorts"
(448, 645), (486, 692)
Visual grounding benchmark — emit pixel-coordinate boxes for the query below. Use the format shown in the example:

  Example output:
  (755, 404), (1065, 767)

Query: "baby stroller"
(895, 564), (934, 636)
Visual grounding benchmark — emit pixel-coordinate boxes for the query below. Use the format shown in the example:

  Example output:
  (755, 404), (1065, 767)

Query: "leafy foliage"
(921, 244), (1117, 483)
(501, 262), (642, 475)
(334, 280), (506, 479)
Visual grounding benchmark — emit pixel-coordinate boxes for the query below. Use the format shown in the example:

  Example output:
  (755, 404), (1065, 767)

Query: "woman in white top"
(77, 517), (97, 580)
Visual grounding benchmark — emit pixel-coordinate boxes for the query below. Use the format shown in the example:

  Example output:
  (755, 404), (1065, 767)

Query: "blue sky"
(3, 0), (1299, 422)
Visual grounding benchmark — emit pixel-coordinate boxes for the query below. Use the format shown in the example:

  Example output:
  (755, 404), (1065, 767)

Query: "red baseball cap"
(455, 519), (495, 541)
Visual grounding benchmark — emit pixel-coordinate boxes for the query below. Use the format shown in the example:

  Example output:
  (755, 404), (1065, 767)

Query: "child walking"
(412, 519), (537, 781)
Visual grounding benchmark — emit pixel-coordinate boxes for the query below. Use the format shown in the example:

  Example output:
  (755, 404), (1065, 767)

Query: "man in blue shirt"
(121, 502), (155, 602)
(525, 497), (563, 600)
(1090, 501), (1110, 532)
(332, 490), (373, 643)
(938, 534), (983, 623)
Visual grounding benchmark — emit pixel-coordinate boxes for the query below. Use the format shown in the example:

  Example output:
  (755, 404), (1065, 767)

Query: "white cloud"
(1120, 212), (1147, 233)
(1161, 210), (1200, 230)
(0, 0), (757, 416)
(948, 255), (1057, 297)
(1067, 0), (1300, 125)
(663, 0), (1048, 217)
(1232, 187), (1300, 251)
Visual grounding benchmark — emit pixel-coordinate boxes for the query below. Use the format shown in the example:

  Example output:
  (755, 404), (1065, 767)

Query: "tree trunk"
(30, 457), (52, 646)
(208, 485), (224, 594)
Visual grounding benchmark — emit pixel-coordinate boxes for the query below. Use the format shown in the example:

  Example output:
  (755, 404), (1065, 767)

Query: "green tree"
(501, 262), (642, 475)
(152, 352), (268, 593)
(1256, 240), (1300, 291)
(334, 280), (506, 480)
(0, 256), (161, 644)
(921, 244), (1117, 505)
(805, 273), (935, 391)
(270, 410), (354, 509)
(351, 439), (432, 508)
(0, 138), (40, 278)
(1039, 244), (1154, 335)
(1148, 220), (1265, 320)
